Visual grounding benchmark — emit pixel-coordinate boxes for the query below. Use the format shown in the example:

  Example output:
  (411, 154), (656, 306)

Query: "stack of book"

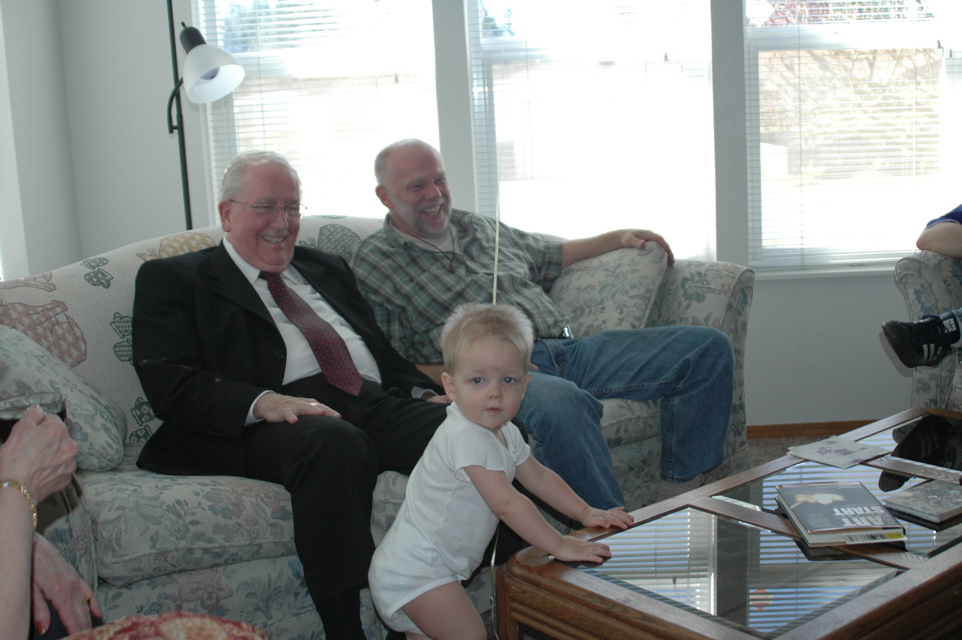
(883, 479), (962, 524)
(775, 481), (906, 547)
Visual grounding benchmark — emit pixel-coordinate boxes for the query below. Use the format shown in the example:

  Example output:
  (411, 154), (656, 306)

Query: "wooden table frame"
(496, 408), (962, 640)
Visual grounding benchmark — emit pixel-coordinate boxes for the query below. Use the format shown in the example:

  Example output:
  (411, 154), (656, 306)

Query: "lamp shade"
(182, 44), (245, 104)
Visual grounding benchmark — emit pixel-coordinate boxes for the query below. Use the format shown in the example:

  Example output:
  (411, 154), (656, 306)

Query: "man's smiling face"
(219, 162), (301, 273)
(376, 143), (452, 240)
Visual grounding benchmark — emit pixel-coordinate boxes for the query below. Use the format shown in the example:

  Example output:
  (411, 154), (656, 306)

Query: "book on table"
(774, 481), (906, 547)
(883, 479), (962, 523)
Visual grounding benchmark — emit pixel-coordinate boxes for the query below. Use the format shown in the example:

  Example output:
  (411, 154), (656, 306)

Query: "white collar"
(223, 236), (297, 284)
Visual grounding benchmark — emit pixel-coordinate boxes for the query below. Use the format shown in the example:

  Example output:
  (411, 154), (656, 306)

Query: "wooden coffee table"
(497, 408), (962, 640)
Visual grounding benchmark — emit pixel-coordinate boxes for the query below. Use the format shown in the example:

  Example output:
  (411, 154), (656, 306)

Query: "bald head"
(374, 139), (441, 186)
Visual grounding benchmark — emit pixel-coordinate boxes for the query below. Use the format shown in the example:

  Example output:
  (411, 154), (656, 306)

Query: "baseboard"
(747, 420), (872, 440)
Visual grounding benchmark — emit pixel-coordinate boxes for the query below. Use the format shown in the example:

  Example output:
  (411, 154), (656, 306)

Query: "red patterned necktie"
(260, 271), (363, 395)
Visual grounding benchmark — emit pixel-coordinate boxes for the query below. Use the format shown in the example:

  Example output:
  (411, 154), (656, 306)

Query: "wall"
(2, 0), (915, 428)
(747, 273), (912, 427)
(0, 0), (205, 279)
(0, 2), (27, 279)
(59, 0), (208, 256)
(0, 0), (79, 277)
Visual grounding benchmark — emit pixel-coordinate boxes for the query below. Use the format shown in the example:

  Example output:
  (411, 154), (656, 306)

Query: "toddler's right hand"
(552, 535), (612, 564)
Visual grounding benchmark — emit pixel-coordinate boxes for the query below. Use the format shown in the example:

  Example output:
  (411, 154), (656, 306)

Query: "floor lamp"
(167, 0), (245, 230)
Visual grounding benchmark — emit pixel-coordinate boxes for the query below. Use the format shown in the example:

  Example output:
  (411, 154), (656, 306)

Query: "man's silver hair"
(220, 151), (300, 202)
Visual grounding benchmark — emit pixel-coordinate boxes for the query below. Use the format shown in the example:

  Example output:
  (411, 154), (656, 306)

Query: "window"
(195, 0), (438, 221)
(745, 0), (962, 271)
(467, 1), (717, 259)
(195, 1), (717, 259)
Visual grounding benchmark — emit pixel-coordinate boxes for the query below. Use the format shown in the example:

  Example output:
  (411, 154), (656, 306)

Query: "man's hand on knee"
(254, 393), (341, 423)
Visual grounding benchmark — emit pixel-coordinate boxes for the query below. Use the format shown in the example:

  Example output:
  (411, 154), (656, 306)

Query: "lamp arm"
(166, 78), (185, 134)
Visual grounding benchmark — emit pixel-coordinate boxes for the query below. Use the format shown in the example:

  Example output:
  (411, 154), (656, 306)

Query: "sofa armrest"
(551, 248), (755, 459)
(893, 251), (962, 408)
(649, 259), (756, 453)
(647, 259), (755, 335)
(893, 251), (962, 320)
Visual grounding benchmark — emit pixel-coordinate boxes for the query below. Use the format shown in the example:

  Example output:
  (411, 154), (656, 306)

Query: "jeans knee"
(518, 386), (603, 446)
(700, 327), (734, 371)
(522, 386), (601, 422)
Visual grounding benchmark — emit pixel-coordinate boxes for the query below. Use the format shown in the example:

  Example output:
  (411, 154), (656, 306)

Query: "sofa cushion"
(80, 467), (297, 586)
(549, 245), (668, 335)
(0, 325), (126, 470)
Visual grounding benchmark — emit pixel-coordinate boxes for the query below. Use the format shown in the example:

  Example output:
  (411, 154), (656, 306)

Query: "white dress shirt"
(223, 239), (382, 422)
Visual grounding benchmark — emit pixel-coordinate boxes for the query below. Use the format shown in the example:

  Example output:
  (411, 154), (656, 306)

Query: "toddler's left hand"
(580, 506), (634, 530)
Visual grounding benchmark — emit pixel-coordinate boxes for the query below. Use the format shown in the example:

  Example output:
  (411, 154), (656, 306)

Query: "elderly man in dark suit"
(131, 151), (450, 639)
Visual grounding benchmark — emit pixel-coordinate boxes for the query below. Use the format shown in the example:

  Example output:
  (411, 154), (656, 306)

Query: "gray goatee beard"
(416, 203), (450, 240)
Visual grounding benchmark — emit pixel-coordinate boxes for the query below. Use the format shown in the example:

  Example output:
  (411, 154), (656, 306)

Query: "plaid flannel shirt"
(350, 210), (567, 364)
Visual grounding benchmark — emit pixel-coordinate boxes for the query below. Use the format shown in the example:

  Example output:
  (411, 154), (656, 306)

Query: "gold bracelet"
(0, 477), (37, 531)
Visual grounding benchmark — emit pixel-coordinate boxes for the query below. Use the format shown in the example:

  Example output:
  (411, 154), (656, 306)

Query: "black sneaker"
(882, 313), (960, 368)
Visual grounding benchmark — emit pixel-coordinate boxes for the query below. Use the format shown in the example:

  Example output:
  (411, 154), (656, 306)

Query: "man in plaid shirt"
(350, 139), (735, 507)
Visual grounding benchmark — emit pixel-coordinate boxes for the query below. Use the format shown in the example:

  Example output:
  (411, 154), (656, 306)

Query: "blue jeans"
(518, 326), (734, 509)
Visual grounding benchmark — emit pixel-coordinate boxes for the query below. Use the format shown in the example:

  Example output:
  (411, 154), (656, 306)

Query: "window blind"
(745, 0), (962, 271)
(467, 0), (717, 260)
(195, 0), (439, 223)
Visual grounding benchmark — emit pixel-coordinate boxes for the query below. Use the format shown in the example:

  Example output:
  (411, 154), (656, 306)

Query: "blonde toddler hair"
(441, 303), (534, 373)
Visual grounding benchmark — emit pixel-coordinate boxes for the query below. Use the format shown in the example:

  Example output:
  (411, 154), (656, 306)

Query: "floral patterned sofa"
(892, 250), (962, 409)
(0, 215), (754, 639)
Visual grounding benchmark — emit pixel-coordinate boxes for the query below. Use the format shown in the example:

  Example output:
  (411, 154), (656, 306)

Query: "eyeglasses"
(229, 200), (305, 219)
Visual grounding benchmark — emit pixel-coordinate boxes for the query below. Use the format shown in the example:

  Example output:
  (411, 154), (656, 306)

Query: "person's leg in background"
(883, 309), (962, 368)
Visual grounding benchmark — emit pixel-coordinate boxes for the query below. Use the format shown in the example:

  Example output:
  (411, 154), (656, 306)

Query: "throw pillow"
(0, 325), (126, 471)
(549, 245), (668, 335)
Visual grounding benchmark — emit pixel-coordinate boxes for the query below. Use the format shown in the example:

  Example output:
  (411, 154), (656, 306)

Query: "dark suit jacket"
(132, 242), (441, 476)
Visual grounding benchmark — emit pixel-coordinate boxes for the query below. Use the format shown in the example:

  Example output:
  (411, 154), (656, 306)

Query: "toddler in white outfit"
(368, 303), (633, 639)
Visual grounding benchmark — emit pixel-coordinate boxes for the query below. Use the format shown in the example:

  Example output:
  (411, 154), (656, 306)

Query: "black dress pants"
(241, 376), (448, 605)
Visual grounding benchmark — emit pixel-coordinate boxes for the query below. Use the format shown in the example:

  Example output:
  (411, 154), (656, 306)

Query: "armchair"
(892, 251), (962, 410)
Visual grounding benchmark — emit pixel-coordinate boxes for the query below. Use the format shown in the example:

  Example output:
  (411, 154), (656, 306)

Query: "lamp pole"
(167, 0), (193, 230)
(165, 1), (244, 231)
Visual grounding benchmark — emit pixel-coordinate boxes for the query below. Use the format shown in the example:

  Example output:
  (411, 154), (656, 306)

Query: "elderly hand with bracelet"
(0, 404), (96, 640)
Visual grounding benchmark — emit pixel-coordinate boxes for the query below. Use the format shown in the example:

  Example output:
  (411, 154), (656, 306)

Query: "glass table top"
(578, 417), (962, 638)
(581, 507), (899, 638)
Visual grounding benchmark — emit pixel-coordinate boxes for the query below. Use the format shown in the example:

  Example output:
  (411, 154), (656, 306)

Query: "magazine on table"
(775, 481), (906, 547)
